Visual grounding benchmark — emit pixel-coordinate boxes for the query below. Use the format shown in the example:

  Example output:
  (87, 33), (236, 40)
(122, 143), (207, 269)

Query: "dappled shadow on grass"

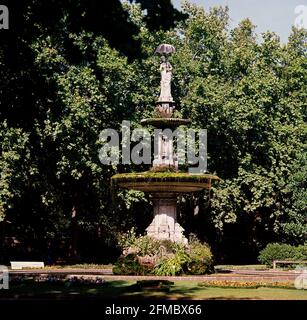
(0, 281), (131, 300)
(120, 284), (202, 300)
(1, 281), (301, 301)
(0, 281), (204, 300)
(104, 283), (262, 300)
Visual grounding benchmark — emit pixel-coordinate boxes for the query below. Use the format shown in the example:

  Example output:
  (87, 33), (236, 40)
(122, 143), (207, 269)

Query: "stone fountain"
(112, 44), (219, 244)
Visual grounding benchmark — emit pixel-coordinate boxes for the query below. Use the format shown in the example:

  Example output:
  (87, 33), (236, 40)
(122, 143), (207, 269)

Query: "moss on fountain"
(112, 171), (219, 182)
(141, 118), (191, 128)
(111, 171), (220, 193)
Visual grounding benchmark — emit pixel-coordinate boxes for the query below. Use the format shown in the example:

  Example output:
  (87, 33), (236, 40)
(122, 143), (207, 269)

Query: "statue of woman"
(159, 56), (173, 102)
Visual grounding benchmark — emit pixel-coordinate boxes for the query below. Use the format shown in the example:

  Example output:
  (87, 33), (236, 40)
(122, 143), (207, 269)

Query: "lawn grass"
(1, 280), (306, 300)
(215, 265), (269, 271)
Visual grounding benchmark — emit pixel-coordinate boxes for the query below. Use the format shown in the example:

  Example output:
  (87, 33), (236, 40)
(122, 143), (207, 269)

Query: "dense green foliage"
(113, 230), (214, 276)
(112, 254), (152, 276)
(258, 243), (307, 266)
(0, 1), (306, 264)
(185, 236), (214, 274)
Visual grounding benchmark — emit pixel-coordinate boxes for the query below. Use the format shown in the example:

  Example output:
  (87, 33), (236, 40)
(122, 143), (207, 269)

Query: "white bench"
(10, 261), (45, 270)
(273, 260), (307, 270)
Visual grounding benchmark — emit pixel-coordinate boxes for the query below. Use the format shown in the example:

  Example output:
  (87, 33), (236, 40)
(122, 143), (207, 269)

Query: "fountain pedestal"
(146, 194), (187, 244)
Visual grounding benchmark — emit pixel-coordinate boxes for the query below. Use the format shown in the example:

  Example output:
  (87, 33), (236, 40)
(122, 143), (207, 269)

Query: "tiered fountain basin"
(111, 172), (220, 193)
(140, 118), (191, 128)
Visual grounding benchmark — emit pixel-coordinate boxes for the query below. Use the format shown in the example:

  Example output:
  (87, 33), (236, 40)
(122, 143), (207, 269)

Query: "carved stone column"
(146, 194), (188, 244)
(153, 132), (178, 169)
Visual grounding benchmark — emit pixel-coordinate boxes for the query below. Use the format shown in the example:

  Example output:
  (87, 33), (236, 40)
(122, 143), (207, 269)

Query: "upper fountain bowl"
(141, 118), (191, 128)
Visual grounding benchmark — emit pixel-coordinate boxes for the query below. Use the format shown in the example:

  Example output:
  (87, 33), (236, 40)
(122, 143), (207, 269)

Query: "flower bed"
(198, 280), (295, 289)
(10, 275), (105, 287)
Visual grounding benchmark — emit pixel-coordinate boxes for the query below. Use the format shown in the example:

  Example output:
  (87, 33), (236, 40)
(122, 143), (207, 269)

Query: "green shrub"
(184, 237), (214, 275)
(153, 256), (187, 276)
(118, 228), (160, 257)
(134, 236), (161, 257)
(158, 239), (177, 254)
(185, 260), (211, 275)
(188, 238), (213, 263)
(118, 227), (138, 252)
(112, 254), (153, 275)
(258, 243), (307, 266)
(153, 257), (181, 276)
(114, 230), (214, 276)
(153, 243), (190, 276)
(295, 245), (307, 260)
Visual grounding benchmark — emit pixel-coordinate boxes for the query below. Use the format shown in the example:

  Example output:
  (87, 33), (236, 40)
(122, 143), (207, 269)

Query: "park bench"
(10, 261), (45, 270)
(273, 260), (307, 270)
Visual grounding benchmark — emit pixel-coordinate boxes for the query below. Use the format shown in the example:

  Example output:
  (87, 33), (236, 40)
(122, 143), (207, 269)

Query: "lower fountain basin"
(111, 172), (220, 193)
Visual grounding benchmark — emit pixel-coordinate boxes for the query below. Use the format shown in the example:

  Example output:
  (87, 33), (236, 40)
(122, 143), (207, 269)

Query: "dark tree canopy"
(131, 0), (187, 31)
